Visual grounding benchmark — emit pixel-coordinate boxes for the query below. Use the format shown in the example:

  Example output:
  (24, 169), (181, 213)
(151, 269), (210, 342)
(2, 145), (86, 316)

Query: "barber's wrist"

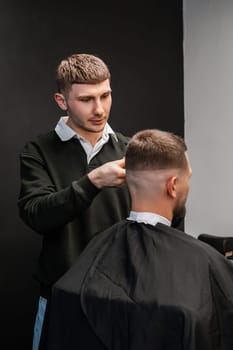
(72, 175), (100, 199)
(87, 170), (103, 189)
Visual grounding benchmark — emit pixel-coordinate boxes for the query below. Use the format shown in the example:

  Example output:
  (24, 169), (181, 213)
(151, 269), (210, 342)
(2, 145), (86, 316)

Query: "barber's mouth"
(90, 119), (105, 125)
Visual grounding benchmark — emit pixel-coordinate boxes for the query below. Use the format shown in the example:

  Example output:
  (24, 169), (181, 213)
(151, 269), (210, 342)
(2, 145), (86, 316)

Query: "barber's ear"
(167, 176), (177, 198)
(54, 93), (67, 111)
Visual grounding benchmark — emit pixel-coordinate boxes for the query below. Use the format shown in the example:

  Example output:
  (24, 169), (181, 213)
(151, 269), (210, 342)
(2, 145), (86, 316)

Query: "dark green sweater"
(18, 131), (131, 297)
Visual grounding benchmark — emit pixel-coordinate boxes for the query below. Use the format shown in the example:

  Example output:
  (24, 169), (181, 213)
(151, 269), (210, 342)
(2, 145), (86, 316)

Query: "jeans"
(32, 296), (47, 350)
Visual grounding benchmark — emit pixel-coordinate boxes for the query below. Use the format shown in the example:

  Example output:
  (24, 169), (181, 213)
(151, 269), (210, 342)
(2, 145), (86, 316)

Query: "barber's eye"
(102, 93), (110, 99)
(80, 97), (91, 102)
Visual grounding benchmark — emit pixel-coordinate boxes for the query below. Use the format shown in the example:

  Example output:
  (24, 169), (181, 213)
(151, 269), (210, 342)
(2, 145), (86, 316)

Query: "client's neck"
(131, 199), (172, 222)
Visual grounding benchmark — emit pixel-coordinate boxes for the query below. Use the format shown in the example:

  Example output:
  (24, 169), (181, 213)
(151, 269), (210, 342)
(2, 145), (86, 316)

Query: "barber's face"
(54, 79), (112, 143)
(173, 153), (192, 218)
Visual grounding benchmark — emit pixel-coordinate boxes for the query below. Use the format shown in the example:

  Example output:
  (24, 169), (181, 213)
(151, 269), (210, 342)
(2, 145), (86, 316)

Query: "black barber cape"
(39, 220), (233, 350)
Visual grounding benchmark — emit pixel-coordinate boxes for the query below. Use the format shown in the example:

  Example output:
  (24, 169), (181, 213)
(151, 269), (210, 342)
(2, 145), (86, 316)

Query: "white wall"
(184, 0), (233, 237)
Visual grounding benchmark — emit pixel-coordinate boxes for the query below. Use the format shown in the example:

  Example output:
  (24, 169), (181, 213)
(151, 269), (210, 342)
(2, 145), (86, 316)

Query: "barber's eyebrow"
(78, 89), (112, 97)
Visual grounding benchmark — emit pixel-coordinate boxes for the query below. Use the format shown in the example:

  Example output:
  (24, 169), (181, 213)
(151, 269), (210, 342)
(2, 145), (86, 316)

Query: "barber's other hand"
(88, 158), (126, 189)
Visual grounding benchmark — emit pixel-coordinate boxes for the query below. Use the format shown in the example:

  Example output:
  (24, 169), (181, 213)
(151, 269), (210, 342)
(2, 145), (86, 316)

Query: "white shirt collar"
(127, 211), (171, 226)
(54, 116), (118, 142)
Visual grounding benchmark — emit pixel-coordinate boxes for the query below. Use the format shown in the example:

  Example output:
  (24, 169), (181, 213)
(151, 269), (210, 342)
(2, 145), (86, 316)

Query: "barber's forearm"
(18, 176), (100, 235)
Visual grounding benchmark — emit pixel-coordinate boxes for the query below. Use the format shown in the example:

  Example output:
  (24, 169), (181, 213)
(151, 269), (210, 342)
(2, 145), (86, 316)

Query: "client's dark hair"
(125, 129), (187, 171)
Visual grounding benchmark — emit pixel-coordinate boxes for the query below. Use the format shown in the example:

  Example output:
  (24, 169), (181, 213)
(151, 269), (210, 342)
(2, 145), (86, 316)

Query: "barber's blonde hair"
(56, 53), (111, 93)
(126, 129), (187, 171)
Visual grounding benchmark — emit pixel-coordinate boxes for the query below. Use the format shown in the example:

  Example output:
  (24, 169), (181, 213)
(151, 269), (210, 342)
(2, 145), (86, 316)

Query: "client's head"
(125, 129), (192, 220)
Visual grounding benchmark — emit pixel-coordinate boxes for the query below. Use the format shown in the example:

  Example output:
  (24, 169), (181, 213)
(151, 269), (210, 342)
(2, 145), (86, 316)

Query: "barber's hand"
(88, 158), (126, 189)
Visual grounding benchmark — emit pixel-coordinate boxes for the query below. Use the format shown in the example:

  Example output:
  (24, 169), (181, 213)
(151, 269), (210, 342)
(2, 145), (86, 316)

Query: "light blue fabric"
(32, 296), (47, 350)
(127, 211), (171, 226)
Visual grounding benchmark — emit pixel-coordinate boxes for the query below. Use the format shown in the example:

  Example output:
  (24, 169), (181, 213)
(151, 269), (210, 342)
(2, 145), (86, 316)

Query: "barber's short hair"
(125, 129), (187, 171)
(56, 53), (111, 93)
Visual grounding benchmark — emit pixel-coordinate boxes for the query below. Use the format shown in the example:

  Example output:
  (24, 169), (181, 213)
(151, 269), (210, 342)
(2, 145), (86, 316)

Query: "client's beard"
(173, 204), (186, 219)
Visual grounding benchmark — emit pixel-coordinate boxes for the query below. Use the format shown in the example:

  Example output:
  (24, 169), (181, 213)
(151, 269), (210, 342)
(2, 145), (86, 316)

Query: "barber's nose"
(93, 100), (104, 115)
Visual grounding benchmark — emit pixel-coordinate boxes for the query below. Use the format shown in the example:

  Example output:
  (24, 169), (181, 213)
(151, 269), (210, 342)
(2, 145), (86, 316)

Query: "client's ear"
(167, 176), (177, 198)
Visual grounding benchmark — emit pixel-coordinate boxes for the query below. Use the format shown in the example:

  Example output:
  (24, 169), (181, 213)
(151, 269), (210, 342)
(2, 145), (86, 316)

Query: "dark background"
(0, 1), (183, 348)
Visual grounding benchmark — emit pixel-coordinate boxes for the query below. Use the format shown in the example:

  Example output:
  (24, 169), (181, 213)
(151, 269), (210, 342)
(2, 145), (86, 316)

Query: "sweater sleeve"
(17, 147), (100, 235)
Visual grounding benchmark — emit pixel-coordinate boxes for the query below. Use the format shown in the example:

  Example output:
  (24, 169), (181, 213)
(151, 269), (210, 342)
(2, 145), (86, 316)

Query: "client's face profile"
(173, 152), (192, 218)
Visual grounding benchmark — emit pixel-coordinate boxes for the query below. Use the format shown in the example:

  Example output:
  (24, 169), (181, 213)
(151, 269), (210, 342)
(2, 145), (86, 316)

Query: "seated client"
(40, 128), (233, 350)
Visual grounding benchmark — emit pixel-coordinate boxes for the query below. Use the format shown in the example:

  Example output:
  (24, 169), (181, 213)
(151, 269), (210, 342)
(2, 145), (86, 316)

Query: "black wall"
(0, 2), (183, 348)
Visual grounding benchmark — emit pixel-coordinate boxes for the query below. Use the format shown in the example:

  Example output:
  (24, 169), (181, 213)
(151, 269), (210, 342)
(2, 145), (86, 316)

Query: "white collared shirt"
(55, 116), (118, 163)
(127, 211), (171, 227)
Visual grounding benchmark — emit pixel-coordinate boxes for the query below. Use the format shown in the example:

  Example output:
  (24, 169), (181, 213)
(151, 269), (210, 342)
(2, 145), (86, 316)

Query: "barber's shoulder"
(115, 132), (131, 145)
(19, 130), (58, 157)
(24, 130), (59, 147)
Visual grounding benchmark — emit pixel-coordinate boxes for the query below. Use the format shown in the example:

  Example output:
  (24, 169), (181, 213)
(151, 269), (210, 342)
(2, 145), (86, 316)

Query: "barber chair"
(198, 234), (233, 260)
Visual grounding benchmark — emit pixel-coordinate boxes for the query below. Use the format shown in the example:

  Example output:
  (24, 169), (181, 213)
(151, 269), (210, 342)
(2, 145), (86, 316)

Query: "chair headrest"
(198, 234), (233, 259)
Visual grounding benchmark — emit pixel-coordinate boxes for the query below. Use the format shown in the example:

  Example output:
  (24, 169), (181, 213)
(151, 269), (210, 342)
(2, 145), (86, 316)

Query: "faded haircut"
(125, 129), (187, 171)
(56, 53), (111, 93)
